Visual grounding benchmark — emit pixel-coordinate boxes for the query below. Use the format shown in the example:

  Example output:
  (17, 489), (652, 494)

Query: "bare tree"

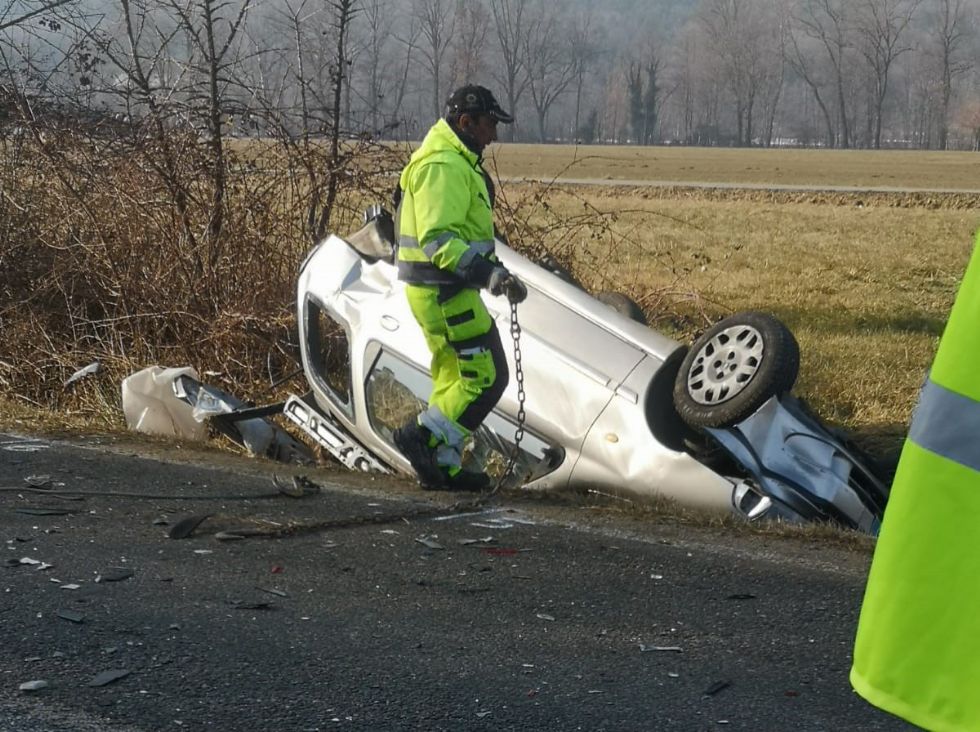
(699, 0), (781, 146)
(794, 0), (856, 148)
(930, 0), (975, 148)
(786, 15), (838, 145)
(413, 0), (455, 120)
(522, 2), (576, 142)
(626, 51), (661, 144)
(450, 0), (489, 87)
(853, 0), (921, 148)
(488, 0), (528, 141)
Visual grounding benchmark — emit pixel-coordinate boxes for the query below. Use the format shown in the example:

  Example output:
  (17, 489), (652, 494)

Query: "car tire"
(595, 291), (648, 326)
(672, 311), (799, 429)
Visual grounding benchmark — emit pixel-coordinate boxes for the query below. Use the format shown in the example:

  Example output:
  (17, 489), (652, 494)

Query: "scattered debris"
(704, 680), (732, 697)
(167, 514), (212, 540)
(415, 536), (444, 550)
(14, 508), (72, 516)
(214, 532), (245, 541)
(273, 474), (322, 498)
(19, 680), (49, 692)
(95, 568), (133, 583)
(726, 593), (757, 600)
(536, 613), (556, 622)
(151, 517), (169, 526)
(59, 584), (81, 591)
(87, 669), (131, 687)
(271, 565), (284, 574)
(24, 475), (52, 488)
(481, 547), (518, 556)
(229, 600), (273, 610)
(64, 361), (102, 388)
(257, 587), (288, 598)
(192, 550), (213, 555)
(56, 610), (85, 624)
(458, 537), (495, 546)
(639, 645), (683, 653)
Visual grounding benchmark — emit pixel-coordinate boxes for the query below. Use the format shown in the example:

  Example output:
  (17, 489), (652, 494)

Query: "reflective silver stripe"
(422, 231), (457, 258)
(455, 241), (495, 279)
(420, 405), (467, 448)
(399, 235), (420, 249)
(458, 346), (485, 357)
(468, 240), (494, 256)
(434, 443), (462, 469)
(908, 377), (980, 473)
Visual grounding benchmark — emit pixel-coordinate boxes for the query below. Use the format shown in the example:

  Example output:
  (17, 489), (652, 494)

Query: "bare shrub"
(0, 101), (401, 418)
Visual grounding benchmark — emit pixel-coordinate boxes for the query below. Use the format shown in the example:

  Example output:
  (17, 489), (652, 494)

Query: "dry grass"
(500, 181), (977, 453)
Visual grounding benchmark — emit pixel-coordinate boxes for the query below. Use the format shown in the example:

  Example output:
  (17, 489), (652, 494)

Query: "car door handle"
(380, 315), (399, 331)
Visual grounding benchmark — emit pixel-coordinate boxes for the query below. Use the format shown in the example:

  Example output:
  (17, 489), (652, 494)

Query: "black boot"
(441, 467), (492, 492)
(392, 422), (444, 489)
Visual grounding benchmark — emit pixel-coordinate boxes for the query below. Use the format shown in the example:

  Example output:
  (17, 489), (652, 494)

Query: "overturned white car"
(279, 207), (889, 534)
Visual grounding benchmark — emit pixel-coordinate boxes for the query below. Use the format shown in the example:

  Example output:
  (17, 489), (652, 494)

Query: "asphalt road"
(0, 432), (917, 732)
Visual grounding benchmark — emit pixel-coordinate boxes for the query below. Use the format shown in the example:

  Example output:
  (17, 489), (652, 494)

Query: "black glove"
(487, 266), (528, 303)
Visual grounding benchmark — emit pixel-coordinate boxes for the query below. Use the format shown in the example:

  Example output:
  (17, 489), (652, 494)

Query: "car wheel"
(672, 312), (799, 428)
(595, 291), (648, 326)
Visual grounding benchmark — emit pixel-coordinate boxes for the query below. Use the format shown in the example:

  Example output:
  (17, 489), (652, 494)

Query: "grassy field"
(488, 144), (980, 191)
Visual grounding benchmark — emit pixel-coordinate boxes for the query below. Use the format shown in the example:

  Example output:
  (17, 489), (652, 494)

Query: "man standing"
(392, 84), (527, 491)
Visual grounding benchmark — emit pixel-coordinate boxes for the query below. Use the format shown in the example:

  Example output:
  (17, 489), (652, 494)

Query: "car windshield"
(365, 348), (559, 483)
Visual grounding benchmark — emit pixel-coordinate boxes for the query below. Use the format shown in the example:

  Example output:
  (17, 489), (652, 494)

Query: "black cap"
(444, 85), (514, 124)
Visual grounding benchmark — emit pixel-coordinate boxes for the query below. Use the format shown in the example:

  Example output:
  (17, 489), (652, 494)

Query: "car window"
(365, 348), (562, 483)
(306, 296), (352, 415)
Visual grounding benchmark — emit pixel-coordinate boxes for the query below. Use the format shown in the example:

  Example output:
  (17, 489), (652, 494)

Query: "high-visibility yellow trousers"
(404, 283), (508, 474)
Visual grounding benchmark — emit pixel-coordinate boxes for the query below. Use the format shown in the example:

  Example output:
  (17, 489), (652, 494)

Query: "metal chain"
(493, 297), (526, 493)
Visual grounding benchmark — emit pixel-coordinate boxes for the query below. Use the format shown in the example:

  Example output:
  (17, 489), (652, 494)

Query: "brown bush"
(0, 121), (401, 418)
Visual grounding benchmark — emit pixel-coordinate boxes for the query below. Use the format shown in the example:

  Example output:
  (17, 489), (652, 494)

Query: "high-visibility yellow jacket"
(396, 119), (498, 287)
(851, 231), (980, 732)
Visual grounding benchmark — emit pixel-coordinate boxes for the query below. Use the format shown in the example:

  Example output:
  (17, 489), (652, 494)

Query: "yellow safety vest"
(851, 230), (980, 732)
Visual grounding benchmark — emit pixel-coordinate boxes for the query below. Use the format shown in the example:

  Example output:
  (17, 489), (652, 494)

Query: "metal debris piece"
(60, 584), (81, 591)
(19, 680), (49, 692)
(151, 517), (169, 526)
(64, 361), (102, 388)
(272, 474), (322, 498)
(192, 550), (213, 555)
(458, 536), (495, 546)
(95, 568), (133, 583)
(87, 669), (131, 687)
(167, 514), (211, 539)
(257, 587), (288, 598)
(229, 600), (272, 610)
(471, 521), (513, 530)
(536, 613), (555, 622)
(639, 645), (683, 653)
(415, 536), (444, 550)
(19, 557), (41, 566)
(56, 610), (85, 624)
(24, 475), (52, 488)
(15, 508), (72, 516)
(214, 532), (245, 541)
(704, 680), (731, 697)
